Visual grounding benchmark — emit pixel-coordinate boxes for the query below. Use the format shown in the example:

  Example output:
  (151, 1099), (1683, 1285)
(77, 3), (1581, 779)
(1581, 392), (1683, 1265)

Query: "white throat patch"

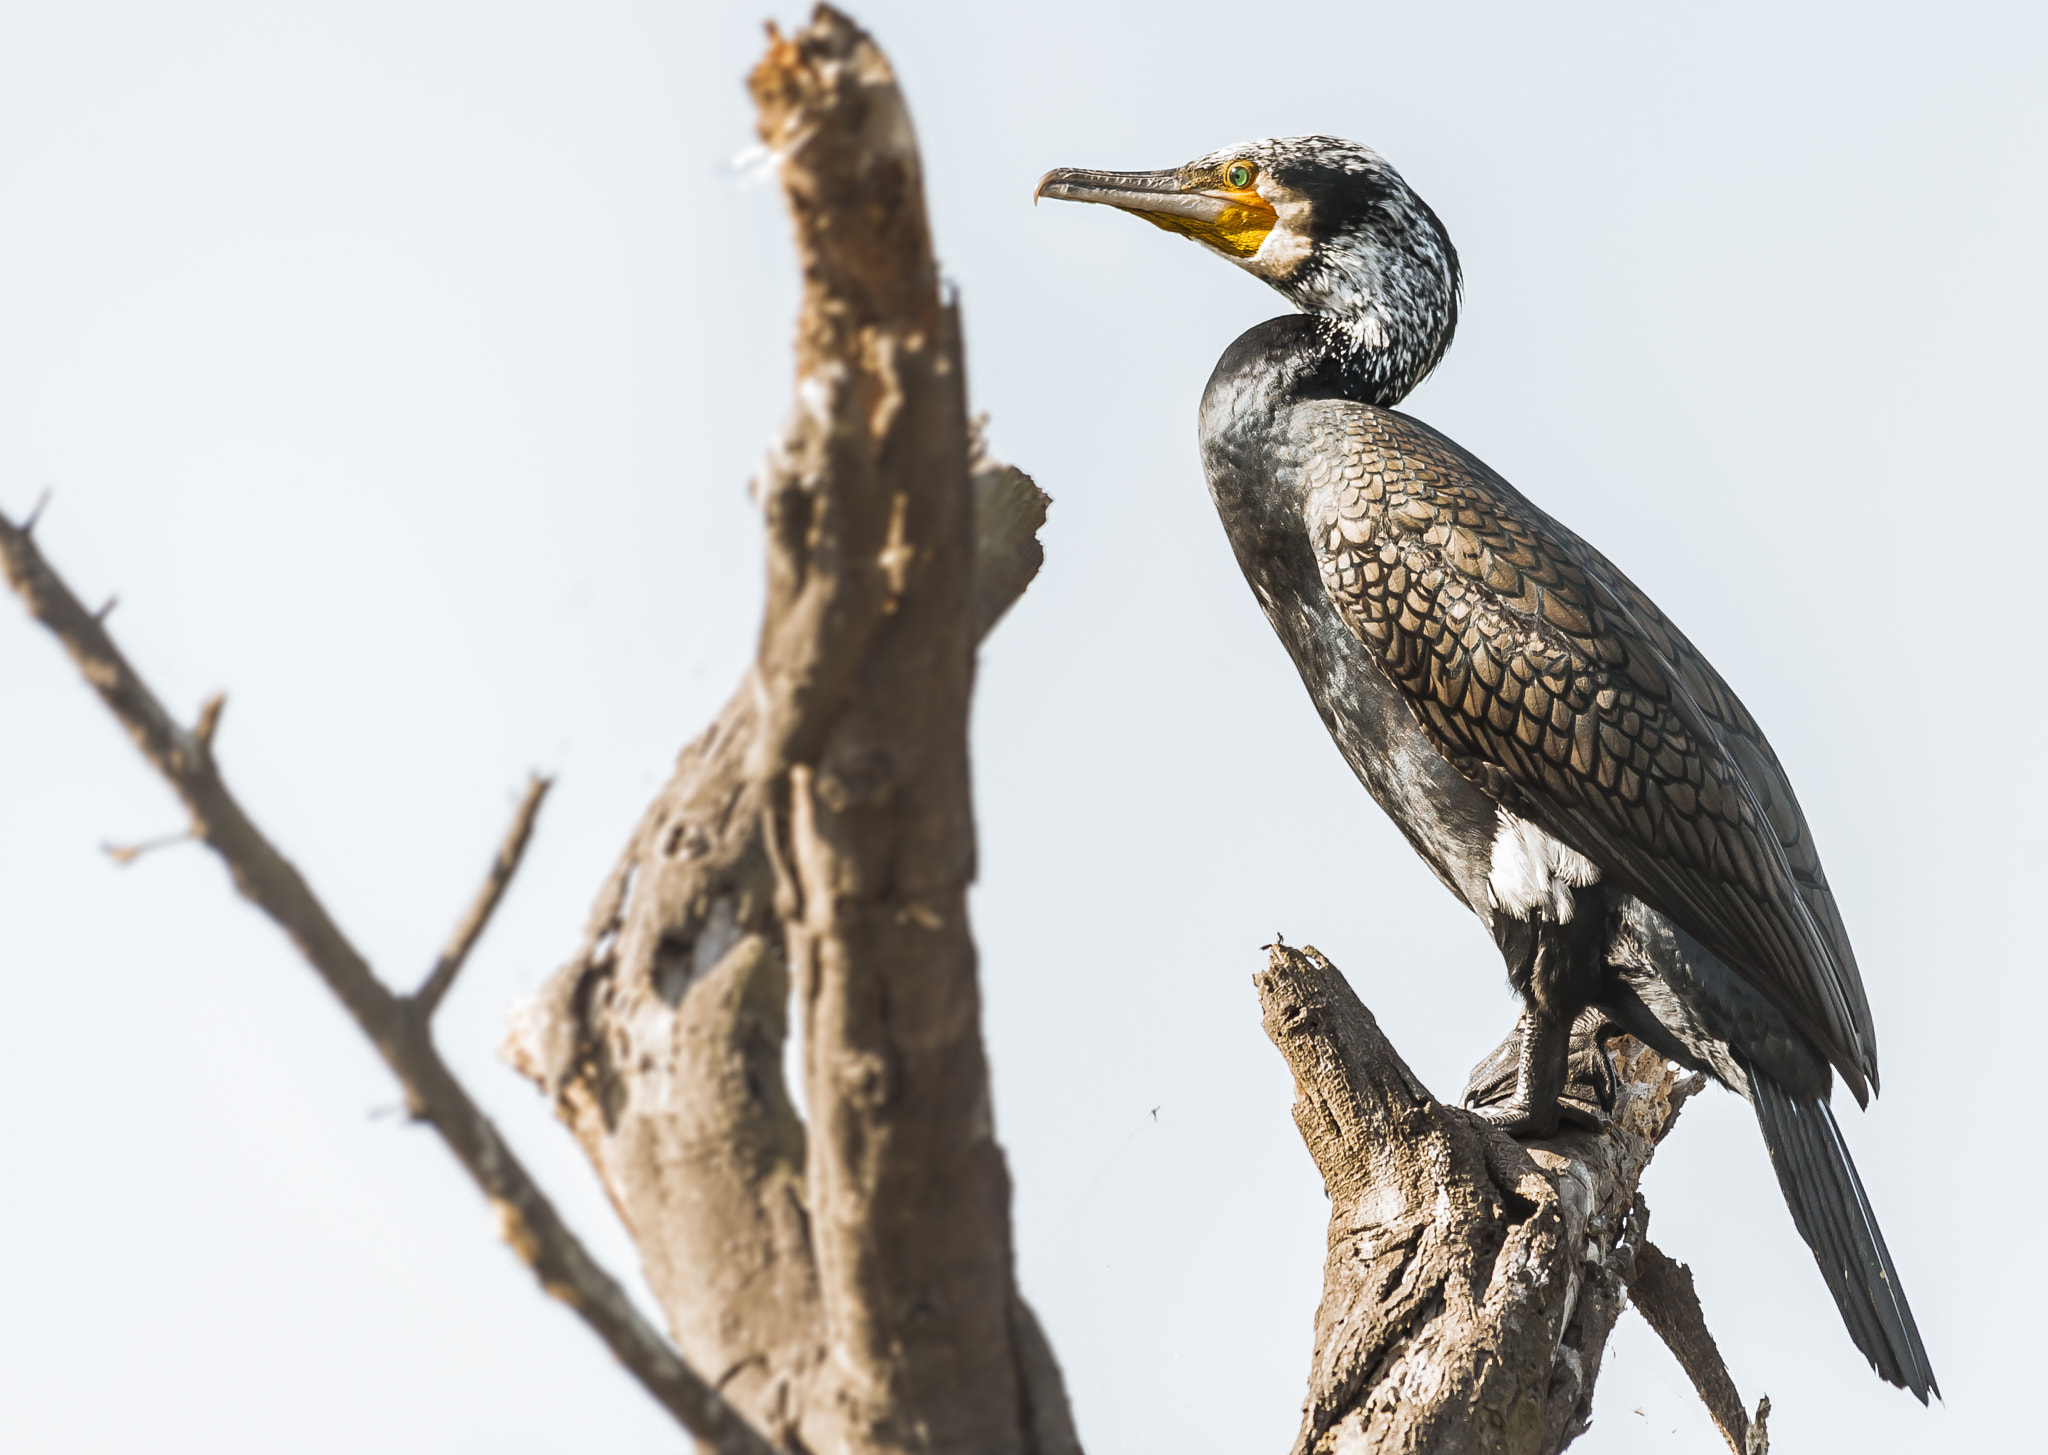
(1488, 809), (1601, 923)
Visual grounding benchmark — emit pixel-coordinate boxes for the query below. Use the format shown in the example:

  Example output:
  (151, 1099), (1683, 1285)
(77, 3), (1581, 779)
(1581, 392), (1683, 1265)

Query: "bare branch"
(103, 830), (195, 865)
(1628, 1212), (1770, 1454)
(968, 420), (1051, 640)
(415, 773), (552, 1017)
(0, 504), (781, 1455)
(193, 691), (225, 753)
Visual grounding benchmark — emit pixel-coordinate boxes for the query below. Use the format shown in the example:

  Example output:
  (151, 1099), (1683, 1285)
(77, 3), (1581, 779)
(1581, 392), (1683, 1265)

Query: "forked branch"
(0, 505), (779, 1455)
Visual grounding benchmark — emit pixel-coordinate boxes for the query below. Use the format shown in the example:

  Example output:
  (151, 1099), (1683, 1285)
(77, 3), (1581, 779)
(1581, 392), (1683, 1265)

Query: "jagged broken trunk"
(505, 9), (1074, 1455)
(1257, 944), (1726, 1455)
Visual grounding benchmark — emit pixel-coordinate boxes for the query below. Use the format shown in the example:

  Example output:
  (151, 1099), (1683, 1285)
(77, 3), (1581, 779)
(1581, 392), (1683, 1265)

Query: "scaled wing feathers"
(1302, 403), (1878, 1097)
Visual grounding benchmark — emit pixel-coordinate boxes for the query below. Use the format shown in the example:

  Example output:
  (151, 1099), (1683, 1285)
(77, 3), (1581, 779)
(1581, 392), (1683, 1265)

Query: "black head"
(1038, 136), (1462, 402)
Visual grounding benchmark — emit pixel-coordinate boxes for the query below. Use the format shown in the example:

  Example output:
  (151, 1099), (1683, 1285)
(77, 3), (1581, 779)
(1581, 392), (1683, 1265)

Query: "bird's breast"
(1199, 392), (1500, 917)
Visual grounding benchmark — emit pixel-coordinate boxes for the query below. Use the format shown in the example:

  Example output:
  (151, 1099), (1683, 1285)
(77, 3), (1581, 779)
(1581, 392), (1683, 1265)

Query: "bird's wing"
(1302, 402), (1877, 1097)
(1568, 520), (1876, 1065)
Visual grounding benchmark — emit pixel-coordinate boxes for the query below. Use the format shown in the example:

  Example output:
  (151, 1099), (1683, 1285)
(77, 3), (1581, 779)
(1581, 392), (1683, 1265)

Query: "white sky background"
(2, 1), (2042, 1450)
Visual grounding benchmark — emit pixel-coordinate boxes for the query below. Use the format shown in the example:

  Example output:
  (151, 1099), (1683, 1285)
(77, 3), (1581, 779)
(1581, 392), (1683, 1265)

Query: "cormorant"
(1038, 136), (1935, 1401)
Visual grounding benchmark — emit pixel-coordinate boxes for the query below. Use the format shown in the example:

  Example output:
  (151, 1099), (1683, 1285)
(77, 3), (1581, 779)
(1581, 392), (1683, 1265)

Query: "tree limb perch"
(1257, 941), (1746, 1455)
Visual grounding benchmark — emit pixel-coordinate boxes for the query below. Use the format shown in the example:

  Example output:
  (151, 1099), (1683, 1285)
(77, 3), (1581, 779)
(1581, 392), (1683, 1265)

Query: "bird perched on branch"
(1038, 136), (1935, 1401)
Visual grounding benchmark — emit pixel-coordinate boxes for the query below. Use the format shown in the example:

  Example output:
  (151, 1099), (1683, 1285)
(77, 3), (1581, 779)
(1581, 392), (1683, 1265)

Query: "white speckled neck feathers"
(1202, 135), (1462, 405)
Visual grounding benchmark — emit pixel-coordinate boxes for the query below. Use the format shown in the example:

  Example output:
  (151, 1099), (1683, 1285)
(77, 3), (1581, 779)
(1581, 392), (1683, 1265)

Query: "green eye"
(1227, 162), (1255, 189)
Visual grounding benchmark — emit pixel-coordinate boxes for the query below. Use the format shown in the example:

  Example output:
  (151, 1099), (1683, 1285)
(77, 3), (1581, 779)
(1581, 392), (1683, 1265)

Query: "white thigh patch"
(1488, 809), (1601, 922)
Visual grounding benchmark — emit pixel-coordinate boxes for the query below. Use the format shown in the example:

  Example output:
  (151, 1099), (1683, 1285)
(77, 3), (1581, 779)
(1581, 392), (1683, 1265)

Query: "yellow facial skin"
(1034, 158), (1281, 260)
(1131, 188), (1278, 256)
(1127, 161), (1277, 257)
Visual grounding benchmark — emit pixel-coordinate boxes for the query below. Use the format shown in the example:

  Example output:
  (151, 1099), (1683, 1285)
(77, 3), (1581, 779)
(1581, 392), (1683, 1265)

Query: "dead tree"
(2, 6), (1769, 1453)
(499, 11), (1072, 1450)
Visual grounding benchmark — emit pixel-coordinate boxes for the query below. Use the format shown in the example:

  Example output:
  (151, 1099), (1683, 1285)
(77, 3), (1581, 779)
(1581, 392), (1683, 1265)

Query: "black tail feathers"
(1749, 1070), (1938, 1402)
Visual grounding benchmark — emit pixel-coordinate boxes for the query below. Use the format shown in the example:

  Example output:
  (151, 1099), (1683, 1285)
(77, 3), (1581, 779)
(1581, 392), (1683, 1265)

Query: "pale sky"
(2, 3), (2041, 1451)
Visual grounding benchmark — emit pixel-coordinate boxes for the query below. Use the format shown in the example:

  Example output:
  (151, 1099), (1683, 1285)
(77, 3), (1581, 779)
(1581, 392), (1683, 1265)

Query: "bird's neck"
(1301, 314), (1425, 407)
(1198, 315), (1383, 541)
(1199, 310), (1451, 548)
(1218, 313), (1421, 411)
(1268, 233), (1459, 404)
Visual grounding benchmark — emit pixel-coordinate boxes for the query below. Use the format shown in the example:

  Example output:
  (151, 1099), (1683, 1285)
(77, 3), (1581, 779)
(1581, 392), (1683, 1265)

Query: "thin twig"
(193, 691), (225, 753)
(414, 774), (551, 1016)
(103, 830), (195, 865)
(0, 504), (782, 1455)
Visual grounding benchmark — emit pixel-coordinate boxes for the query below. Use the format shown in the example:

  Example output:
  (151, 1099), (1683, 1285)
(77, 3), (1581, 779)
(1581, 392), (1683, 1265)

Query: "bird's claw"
(1469, 1098), (1560, 1137)
(1467, 1091), (1608, 1138)
(1463, 1006), (1617, 1138)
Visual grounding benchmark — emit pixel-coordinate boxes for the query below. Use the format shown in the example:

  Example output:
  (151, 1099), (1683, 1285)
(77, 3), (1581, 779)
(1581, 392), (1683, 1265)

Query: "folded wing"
(1301, 402), (1877, 1098)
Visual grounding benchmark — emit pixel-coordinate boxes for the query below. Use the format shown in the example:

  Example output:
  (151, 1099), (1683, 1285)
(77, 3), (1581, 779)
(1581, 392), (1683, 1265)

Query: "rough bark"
(504, 8), (1071, 1453)
(1258, 942), (1754, 1455)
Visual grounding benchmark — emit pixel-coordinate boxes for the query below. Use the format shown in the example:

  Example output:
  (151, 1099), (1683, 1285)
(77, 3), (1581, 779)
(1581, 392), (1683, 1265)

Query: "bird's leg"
(1463, 1004), (1573, 1136)
(1464, 1008), (1616, 1131)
